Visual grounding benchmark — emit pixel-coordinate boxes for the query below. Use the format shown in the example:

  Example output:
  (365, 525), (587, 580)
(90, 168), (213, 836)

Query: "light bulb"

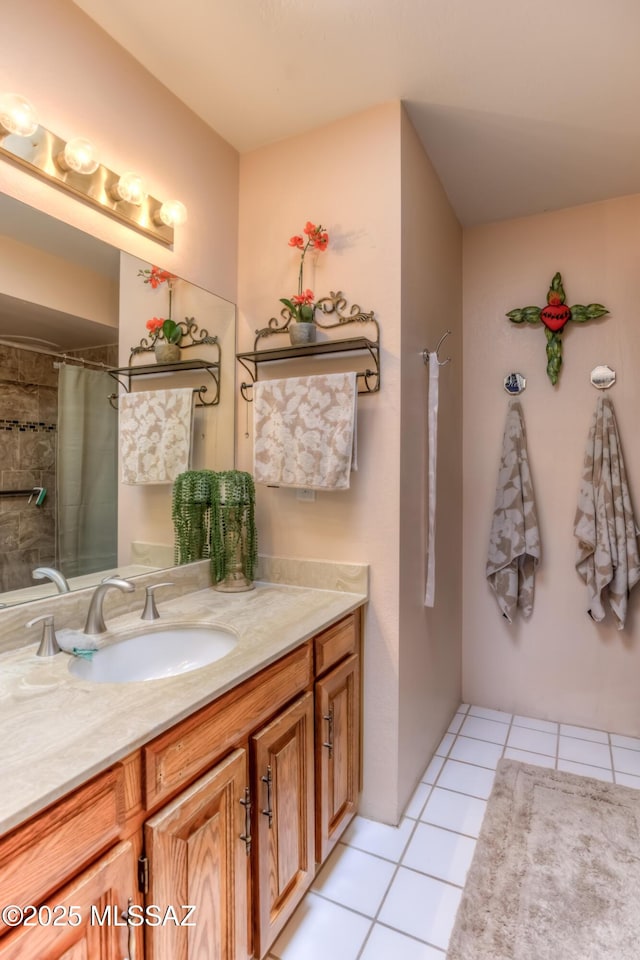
(155, 200), (188, 228)
(59, 138), (100, 175)
(111, 171), (148, 206)
(0, 93), (39, 137)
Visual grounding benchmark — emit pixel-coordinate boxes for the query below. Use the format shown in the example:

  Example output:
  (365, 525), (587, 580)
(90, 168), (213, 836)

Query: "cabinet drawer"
(314, 612), (359, 677)
(144, 641), (312, 809)
(0, 765), (126, 933)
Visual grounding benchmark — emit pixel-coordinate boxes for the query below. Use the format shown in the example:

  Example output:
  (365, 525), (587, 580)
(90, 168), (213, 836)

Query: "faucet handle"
(141, 582), (174, 621)
(26, 615), (62, 657)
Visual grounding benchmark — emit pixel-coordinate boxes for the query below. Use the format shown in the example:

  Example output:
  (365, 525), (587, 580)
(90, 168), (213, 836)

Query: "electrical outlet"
(296, 488), (316, 502)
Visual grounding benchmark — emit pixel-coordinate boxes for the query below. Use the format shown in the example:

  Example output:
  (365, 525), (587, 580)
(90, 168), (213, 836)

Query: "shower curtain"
(56, 364), (117, 578)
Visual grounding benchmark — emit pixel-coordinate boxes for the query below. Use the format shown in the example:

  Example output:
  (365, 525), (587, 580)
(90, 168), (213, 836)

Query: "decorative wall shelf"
(237, 291), (380, 401)
(108, 358), (221, 407)
(109, 319), (221, 407)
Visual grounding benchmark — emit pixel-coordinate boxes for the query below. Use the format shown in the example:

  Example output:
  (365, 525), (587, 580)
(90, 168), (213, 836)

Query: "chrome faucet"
(32, 567), (70, 594)
(83, 577), (135, 635)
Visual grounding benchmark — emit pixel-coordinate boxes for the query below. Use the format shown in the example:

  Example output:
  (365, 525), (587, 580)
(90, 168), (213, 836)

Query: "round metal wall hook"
(422, 329), (452, 366)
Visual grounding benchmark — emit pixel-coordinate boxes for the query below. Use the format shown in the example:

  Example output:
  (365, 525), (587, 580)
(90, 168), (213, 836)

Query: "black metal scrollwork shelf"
(108, 318), (221, 407)
(236, 291), (380, 401)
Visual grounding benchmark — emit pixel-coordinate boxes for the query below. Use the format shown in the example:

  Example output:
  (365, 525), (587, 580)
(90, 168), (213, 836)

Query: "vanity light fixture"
(0, 91), (187, 246)
(0, 92), (39, 137)
(154, 199), (188, 228)
(110, 171), (149, 206)
(57, 137), (100, 176)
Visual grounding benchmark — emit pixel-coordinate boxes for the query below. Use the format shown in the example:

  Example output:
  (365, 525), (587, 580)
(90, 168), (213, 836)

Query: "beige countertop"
(0, 581), (365, 836)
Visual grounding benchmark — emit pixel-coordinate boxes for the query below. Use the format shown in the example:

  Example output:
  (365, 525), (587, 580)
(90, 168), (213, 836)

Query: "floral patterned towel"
(253, 373), (357, 490)
(574, 395), (640, 629)
(120, 388), (194, 484)
(486, 400), (540, 621)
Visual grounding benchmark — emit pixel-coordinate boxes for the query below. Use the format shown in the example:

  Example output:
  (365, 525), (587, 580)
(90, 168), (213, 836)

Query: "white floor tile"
(559, 735), (611, 769)
(341, 814), (415, 862)
(422, 754), (445, 785)
(557, 759), (614, 782)
(437, 759), (496, 799)
(448, 713), (465, 734)
(449, 735), (503, 769)
(559, 723), (608, 744)
(457, 703), (470, 714)
(403, 822), (475, 886)
(311, 844), (396, 917)
(436, 732), (455, 756)
(360, 924), (445, 959)
(421, 787), (487, 838)
(378, 867), (462, 950)
(469, 705), (512, 723)
(504, 747), (555, 769)
(611, 733), (640, 752)
(459, 714), (509, 745)
(507, 725), (557, 757)
(612, 746), (640, 777)
(512, 714), (558, 734)
(405, 781), (431, 819)
(615, 771), (640, 789)
(270, 891), (371, 960)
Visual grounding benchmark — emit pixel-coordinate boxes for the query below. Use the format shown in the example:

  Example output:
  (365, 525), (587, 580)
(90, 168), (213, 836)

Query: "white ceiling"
(71, 0), (640, 226)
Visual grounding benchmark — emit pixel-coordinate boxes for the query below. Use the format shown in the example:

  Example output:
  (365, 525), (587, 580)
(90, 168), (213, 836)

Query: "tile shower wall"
(0, 343), (117, 592)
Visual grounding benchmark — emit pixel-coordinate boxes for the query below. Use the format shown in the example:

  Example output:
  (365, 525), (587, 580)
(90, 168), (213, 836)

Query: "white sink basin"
(68, 626), (238, 683)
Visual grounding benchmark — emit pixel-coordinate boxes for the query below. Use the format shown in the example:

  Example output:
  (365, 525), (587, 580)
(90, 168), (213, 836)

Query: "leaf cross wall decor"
(507, 272), (608, 385)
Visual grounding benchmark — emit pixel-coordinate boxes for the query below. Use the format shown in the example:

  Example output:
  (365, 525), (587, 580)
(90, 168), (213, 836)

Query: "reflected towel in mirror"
(119, 388), (194, 484)
(253, 372), (357, 490)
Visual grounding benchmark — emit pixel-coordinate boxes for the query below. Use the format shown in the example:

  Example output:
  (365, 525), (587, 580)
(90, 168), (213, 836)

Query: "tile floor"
(266, 702), (640, 959)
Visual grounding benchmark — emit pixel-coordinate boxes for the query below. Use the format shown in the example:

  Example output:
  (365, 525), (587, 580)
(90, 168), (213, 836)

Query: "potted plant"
(280, 221), (329, 345)
(145, 316), (183, 362)
(139, 265), (183, 362)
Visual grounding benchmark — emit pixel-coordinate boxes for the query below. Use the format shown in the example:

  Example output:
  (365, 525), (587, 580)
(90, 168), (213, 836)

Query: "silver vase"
(289, 322), (316, 346)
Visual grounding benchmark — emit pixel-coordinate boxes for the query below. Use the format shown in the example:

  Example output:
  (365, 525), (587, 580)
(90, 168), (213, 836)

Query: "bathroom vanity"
(0, 581), (365, 959)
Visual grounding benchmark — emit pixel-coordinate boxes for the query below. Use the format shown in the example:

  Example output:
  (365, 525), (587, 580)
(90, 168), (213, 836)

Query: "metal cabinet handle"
(261, 765), (273, 827)
(239, 786), (252, 855)
(323, 709), (334, 759)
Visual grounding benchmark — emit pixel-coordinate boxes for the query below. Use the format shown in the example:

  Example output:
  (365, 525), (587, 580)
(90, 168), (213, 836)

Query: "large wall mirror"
(0, 194), (236, 607)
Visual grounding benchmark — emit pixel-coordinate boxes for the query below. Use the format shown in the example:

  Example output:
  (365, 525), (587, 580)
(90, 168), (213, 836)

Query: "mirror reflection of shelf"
(108, 357), (221, 407)
(236, 291), (380, 401)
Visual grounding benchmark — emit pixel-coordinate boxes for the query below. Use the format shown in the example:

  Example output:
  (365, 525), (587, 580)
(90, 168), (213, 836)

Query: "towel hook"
(422, 330), (452, 366)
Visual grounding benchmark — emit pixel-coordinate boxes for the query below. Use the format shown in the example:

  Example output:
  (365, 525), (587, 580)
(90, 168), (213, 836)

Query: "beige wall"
(238, 103), (463, 821)
(1, 0), (239, 307)
(0, 235), (117, 329)
(463, 194), (640, 734)
(398, 110), (463, 809)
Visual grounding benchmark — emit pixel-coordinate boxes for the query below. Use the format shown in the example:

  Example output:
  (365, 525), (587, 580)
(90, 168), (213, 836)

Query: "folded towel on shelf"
(253, 372), (357, 490)
(574, 395), (640, 629)
(119, 388), (194, 484)
(486, 400), (540, 622)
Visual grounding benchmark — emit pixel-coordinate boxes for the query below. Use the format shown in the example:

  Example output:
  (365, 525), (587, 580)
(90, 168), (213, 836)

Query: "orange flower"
(292, 289), (315, 305)
(146, 317), (164, 333)
(286, 221), (329, 301)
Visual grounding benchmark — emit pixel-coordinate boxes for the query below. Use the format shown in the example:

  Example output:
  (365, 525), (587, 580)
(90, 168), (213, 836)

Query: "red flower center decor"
(507, 272), (608, 385)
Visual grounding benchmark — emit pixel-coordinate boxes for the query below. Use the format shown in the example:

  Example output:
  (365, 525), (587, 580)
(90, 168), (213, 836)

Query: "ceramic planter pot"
(289, 322), (316, 346)
(154, 342), (182, 363)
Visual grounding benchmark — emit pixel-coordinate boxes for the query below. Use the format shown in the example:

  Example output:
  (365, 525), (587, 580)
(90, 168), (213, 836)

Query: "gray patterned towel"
(574, 395), (640, 629)
(486, 401), (540, 621)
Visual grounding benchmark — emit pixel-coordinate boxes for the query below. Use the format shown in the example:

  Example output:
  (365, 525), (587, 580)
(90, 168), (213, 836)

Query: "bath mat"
(447, 759), (640, 959)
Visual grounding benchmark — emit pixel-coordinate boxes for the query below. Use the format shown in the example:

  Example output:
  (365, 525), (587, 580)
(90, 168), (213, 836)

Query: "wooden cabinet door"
(251, 692), (315, 959)
(144, 748), (249, 960)
(315, 653), (360, 862)
(0, 840), (139, 960)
